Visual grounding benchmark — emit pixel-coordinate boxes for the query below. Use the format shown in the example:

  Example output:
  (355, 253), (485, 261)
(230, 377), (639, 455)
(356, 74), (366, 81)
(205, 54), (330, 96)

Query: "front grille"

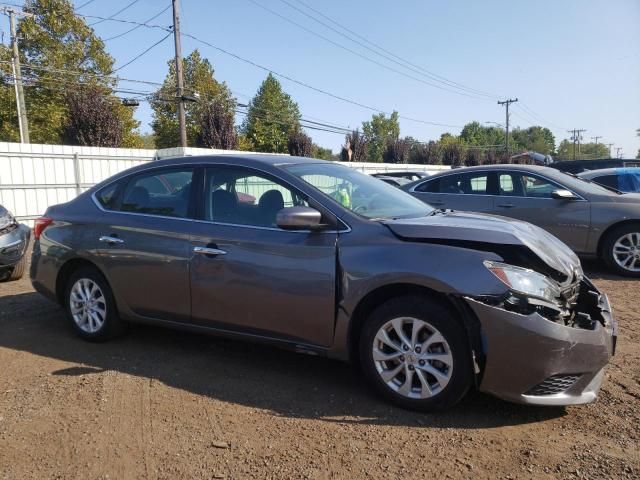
(525, 374), (581, 396)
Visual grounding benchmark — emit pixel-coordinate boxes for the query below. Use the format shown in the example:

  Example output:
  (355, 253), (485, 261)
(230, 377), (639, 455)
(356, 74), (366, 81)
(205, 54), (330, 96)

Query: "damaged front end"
(466, 270), (617, 406)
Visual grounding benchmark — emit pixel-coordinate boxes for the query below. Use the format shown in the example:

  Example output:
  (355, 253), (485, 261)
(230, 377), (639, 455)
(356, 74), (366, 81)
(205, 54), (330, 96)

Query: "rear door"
(188, 165), (338, 347)
(411, 171), (497, 213)
(492, 171), (591, 252)
(91, 166), (196, 323)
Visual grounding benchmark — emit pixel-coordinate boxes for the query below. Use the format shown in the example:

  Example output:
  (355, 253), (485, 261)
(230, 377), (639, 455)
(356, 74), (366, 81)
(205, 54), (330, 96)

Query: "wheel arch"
(346, 283), (483, 380)
(597, 220), (640, 258)
(55, 258), (107, 305)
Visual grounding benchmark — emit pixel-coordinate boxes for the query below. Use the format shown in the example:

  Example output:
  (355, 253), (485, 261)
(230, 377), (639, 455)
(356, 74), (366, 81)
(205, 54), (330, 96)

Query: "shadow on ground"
(0, 291), (566, 429)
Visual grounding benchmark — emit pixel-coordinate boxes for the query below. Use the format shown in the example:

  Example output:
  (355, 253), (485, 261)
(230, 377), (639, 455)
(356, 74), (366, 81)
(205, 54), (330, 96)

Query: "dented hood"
(382, 211), (581, 281)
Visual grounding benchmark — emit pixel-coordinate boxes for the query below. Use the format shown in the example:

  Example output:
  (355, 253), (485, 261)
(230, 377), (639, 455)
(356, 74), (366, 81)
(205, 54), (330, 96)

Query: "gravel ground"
(0, 258), (638, 479)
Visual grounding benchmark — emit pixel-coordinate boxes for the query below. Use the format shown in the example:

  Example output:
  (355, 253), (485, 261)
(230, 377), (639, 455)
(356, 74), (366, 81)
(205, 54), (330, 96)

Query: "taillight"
(33, 217), (53, 240)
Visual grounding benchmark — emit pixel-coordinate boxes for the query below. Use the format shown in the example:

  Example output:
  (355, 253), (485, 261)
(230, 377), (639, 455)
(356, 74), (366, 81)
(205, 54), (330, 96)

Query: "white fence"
(0, 142), (449, 225)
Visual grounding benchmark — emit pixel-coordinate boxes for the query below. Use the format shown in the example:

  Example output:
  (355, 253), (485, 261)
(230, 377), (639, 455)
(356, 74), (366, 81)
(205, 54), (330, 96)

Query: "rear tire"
(602, 224), (640, 277)
(358, 295), (472, 412)
(8, 255), (26, 281)
(64, 266), (126, 342)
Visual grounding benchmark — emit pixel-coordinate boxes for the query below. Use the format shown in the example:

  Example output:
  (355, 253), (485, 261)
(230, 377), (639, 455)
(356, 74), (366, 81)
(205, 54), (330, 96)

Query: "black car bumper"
(465, 284), (616, 406)
(0, 223), (30, 269)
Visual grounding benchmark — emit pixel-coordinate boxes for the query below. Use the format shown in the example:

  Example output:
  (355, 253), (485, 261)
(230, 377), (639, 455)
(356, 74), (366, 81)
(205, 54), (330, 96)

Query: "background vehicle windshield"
(287, 163), (434, 219)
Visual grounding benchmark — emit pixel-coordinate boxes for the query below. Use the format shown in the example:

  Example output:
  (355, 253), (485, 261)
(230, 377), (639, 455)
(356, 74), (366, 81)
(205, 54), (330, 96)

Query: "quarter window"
(120, 168), (194, 218)
(96, 182), (120, 210)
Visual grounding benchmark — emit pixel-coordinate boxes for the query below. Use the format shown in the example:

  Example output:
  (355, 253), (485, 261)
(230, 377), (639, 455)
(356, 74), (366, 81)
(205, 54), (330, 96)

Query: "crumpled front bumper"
(0, 223), (30, 268)
(465, 287), (617, 406)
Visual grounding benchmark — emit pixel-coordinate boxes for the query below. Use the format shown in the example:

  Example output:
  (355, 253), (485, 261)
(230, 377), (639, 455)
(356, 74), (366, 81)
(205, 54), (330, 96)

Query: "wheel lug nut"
(403, 345), (409, 351)
(399, 356), (405, 362)
(408, 365), (415, 371)
(419, 360), (425, 366)
(415, 346), (421, 353)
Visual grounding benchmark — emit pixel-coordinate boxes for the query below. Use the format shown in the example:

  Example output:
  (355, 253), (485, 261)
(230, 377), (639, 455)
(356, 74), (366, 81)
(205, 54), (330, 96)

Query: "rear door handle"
(99, 235), (124, 244)
(497, 203), (516, 208)
(193, 246), (227, 256)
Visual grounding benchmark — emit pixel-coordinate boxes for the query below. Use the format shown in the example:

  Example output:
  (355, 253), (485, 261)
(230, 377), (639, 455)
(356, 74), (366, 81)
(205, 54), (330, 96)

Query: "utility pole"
(172, 0), (187, 148)
(606, 143), (614, 158)
(2, 7), (31, 143)
(591, 136), (601, 145)
(497, 98), (518, 157)
(568, 129), (586, 160)
(615, 147), (623, 159)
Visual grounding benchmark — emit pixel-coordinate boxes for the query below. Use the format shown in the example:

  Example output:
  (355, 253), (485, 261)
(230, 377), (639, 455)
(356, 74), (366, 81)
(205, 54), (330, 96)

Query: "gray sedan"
(405, 164), (640, 276)
(31, 155), (616, 411)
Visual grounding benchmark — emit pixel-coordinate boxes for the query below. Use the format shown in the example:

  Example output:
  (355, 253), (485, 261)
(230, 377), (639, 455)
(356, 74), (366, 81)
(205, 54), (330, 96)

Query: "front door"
(189, 166), (338, 347)
(492, 171), (591, 252)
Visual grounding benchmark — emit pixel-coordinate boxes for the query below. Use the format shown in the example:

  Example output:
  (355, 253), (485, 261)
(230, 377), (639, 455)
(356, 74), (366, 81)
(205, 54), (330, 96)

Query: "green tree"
(459, 121), (504, 148)
(312, 145), (333, 160)
(152, 50), (236, 149)
(556, 140), (609, 160)
(362, 111), (400, 162)
(241, 73), (300, 153)
(0, 0), (141, 146)
(511, 126), (555, 155)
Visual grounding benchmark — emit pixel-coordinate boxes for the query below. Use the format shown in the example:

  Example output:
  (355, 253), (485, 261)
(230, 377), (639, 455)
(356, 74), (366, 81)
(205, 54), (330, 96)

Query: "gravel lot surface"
(0, 258), (638, 479)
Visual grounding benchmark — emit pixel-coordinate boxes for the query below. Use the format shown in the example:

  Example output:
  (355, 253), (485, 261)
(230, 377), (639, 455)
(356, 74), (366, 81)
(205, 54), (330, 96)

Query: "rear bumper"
(465, 288), (616, 406)
(0, 224), (30, 268)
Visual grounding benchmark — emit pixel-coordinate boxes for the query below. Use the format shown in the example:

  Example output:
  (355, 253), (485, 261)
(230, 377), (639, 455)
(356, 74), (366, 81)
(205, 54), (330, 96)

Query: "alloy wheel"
(69, 278), (107, 333)
(612, 232), (640, 273)
(372, 317), (453, 399)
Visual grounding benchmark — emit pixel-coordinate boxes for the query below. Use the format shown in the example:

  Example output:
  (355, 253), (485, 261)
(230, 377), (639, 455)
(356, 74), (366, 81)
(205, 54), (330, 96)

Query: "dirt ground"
(0, 258), (638, 480)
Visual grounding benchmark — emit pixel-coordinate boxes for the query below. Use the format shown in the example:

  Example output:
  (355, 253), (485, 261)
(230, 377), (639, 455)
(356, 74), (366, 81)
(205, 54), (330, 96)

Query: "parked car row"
(401, 164), (640, 277)
(30, 155), (617, 412)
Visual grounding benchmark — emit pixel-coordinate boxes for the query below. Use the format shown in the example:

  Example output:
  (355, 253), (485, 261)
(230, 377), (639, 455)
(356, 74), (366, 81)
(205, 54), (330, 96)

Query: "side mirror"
(276, 206), (322, 230)
(551, 189), (578, 200)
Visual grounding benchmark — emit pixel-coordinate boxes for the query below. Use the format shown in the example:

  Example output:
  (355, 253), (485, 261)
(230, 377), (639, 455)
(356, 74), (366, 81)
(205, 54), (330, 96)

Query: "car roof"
(150, 154), (326, 168)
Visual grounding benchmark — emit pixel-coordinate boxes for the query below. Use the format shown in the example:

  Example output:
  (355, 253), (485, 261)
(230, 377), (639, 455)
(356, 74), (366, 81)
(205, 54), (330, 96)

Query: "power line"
(75, 0), (97, 10)
(103, 4), (172, 41)
(89, 0), (142, 27)
(181, 31), (463, 129)
(113, 31), (172, 72)
(246, 0), (489, 101)
(280, 0), (498, 100)
(281, 0), (500, 100)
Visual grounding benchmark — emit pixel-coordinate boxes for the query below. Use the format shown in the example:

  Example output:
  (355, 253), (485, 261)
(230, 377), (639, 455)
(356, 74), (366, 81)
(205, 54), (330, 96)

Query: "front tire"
(602, 224), (640, 277)
(64, 266), (126, 341)
(359, 295), (472, 412)
(8, 255), (26, 281)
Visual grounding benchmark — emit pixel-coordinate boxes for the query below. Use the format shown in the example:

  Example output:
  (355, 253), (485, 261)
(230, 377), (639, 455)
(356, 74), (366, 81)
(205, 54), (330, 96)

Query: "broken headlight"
(484, 261), (561, 304)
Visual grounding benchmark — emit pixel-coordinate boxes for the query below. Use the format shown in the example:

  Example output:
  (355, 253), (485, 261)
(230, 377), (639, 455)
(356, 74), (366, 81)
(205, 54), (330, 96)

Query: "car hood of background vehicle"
(383, 211), (581, 281)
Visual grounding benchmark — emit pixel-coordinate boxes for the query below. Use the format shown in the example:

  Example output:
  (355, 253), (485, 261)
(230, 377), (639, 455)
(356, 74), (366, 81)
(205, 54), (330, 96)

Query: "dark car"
(0, 205), (30, 282)
(31, 155), (616, 411)
(372, 175), (412, 188)
(404, 164), (640, 276)
(578, 167), (640, 193)
(372, 171), (428, 182)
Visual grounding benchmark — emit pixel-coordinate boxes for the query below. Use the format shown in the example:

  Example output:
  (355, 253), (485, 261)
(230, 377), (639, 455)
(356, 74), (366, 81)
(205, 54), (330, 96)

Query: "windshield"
(557, 170), (624, 195)
(286, 163), (434, 220)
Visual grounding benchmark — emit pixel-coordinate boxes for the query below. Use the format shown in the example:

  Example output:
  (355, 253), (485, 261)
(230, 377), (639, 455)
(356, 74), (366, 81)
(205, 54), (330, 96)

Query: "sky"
(2, 0), (639, 157)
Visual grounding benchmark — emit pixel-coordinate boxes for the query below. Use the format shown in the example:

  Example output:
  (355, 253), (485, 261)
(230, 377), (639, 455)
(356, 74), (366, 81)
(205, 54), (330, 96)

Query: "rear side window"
(120, 168), (194, 218)
(96, 182), (120, 210)
(415, 178), (440, 192)
(592, 175), (619, 190)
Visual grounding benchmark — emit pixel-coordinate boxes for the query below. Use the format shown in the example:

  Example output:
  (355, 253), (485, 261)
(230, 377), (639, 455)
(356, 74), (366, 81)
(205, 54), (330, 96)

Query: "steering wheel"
(353, 204), (368, 214)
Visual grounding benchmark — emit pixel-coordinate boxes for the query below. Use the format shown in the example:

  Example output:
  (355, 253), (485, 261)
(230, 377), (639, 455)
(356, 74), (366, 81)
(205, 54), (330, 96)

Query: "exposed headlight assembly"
(484, 260), (561, 304)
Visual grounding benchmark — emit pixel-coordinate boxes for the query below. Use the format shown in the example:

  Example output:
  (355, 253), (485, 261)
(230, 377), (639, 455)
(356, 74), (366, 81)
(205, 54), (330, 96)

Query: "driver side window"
(204, 167), (308, 228)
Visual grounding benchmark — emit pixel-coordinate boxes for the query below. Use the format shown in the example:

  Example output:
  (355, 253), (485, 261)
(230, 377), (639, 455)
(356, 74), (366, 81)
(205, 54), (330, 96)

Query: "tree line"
(2, 0), (636, 161)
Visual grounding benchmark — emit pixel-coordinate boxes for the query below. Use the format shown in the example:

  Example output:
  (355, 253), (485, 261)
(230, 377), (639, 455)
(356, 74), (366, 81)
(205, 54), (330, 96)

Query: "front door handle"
(497, 203), (516, 208)
(99, 235), (124, 244)
(429, 200), (444, 206)
(193, 246), (227, 256)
